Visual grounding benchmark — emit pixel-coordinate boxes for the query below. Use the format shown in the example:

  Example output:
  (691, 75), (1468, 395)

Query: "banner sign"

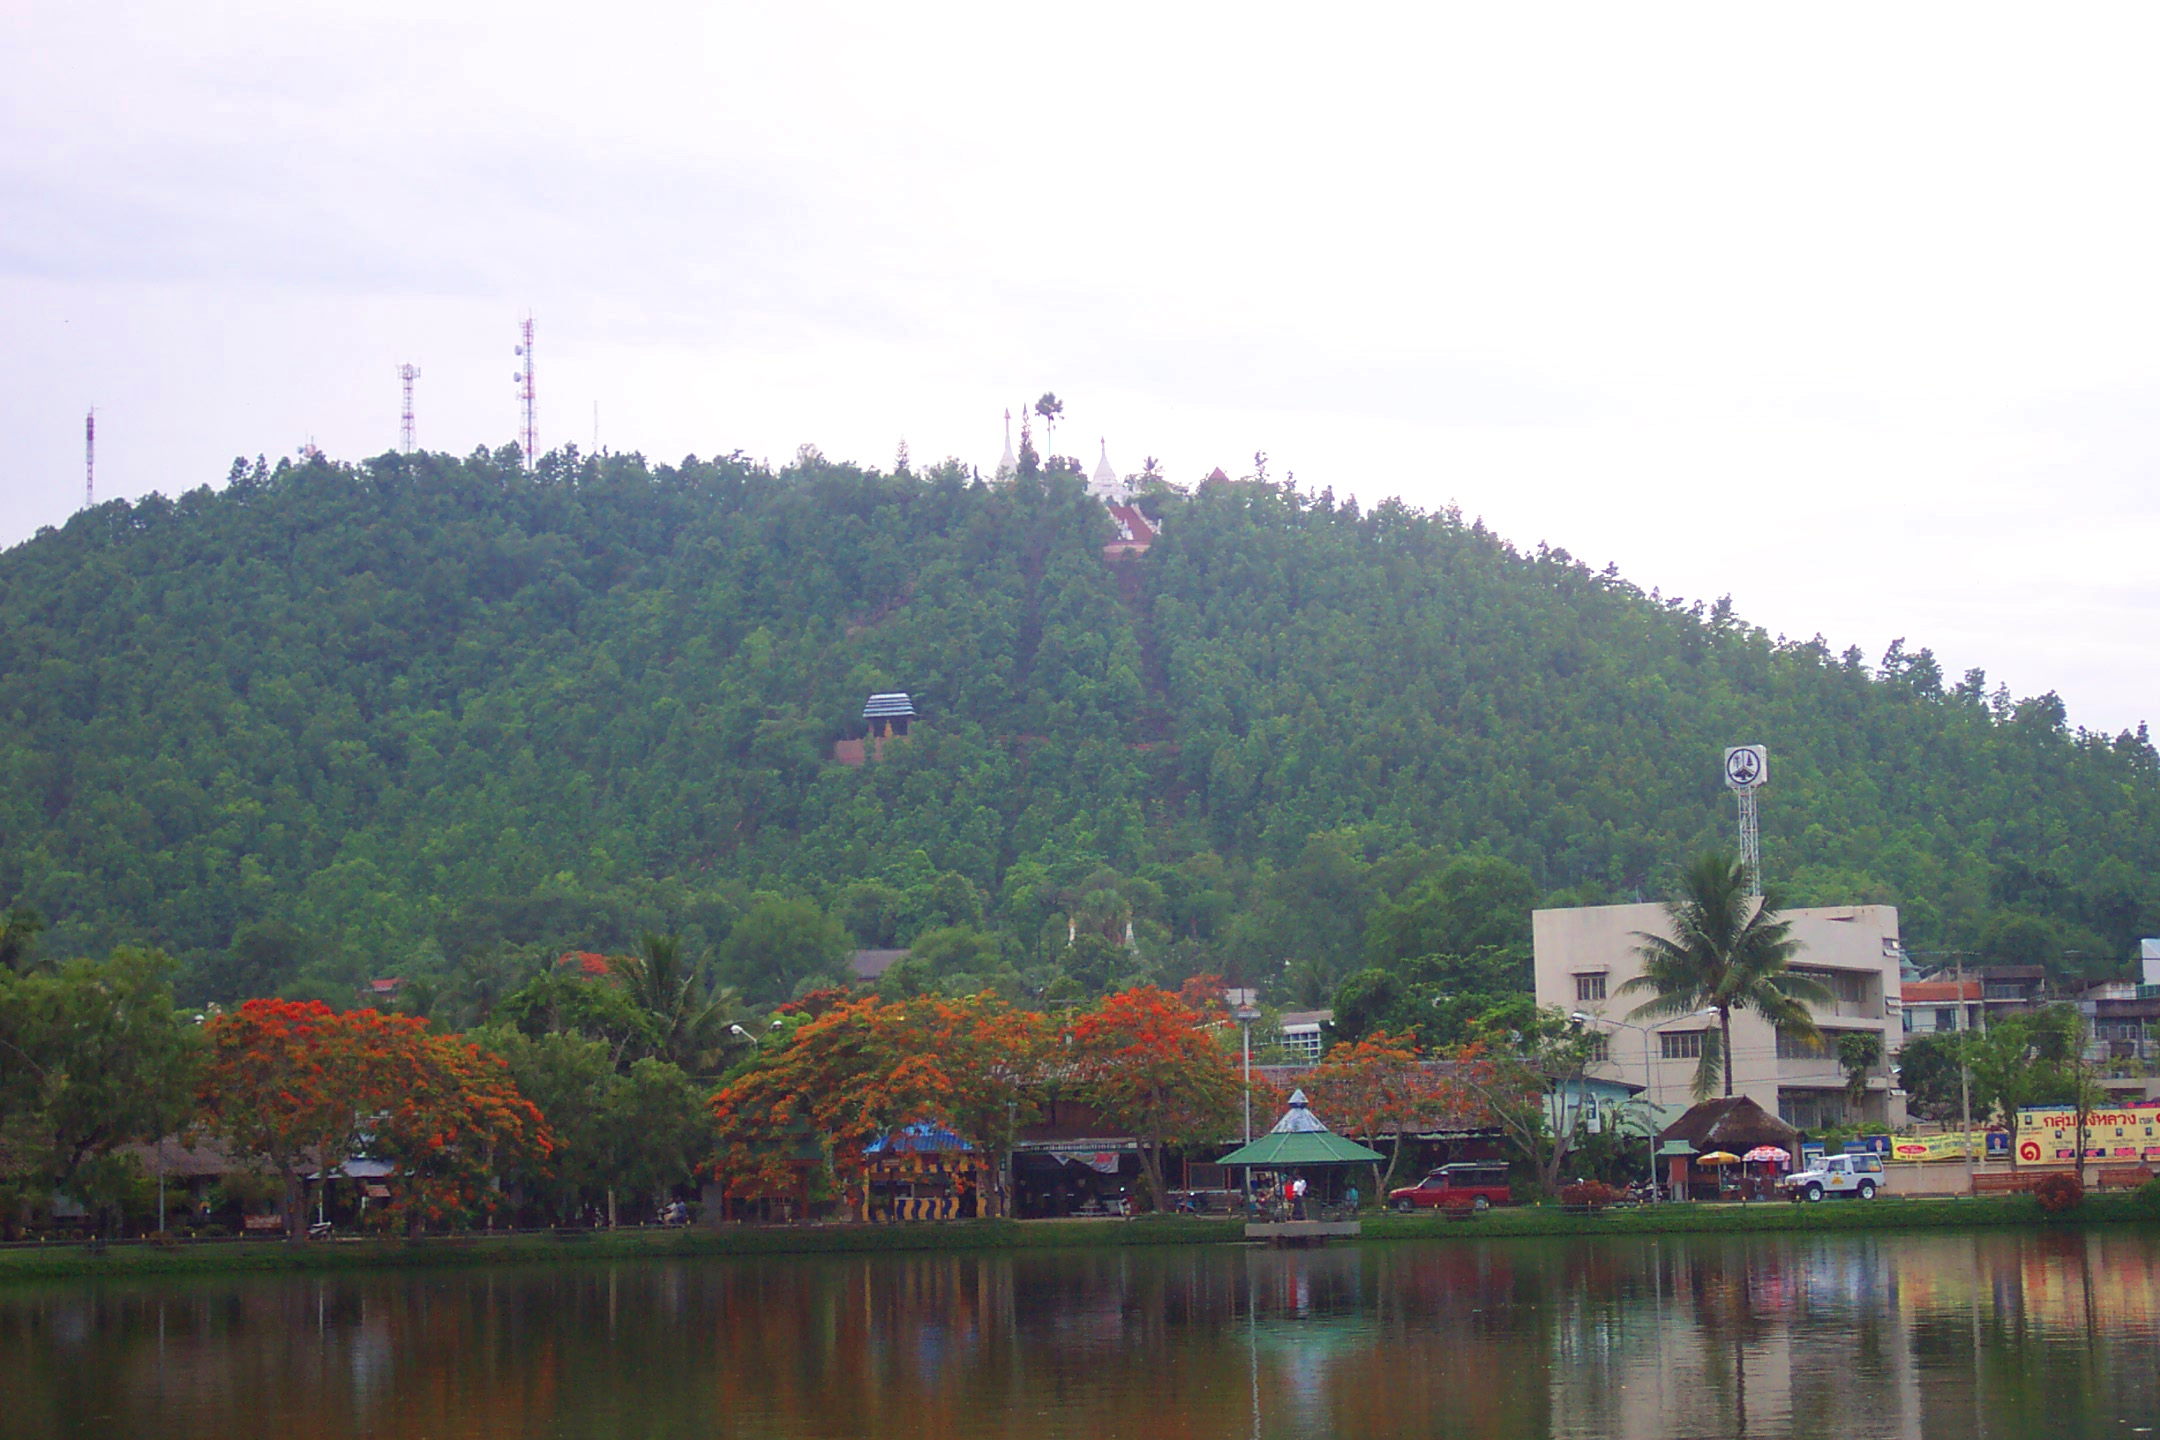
(1887, 1132), (2001, 1163)
(2013, 1107), (2160, 1167)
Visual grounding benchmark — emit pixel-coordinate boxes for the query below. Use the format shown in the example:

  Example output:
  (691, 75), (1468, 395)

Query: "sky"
(5, 3), (2158, 733)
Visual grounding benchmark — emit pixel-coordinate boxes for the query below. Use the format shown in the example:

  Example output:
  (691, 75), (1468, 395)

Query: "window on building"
(1575, 972), (1606, 1002)
(1935, 1007), (1958, 1031)
(1281, 1027), (1324, 1062)
(1583, 1032), (1610, 1062)
(1776, 1028), (1826, 1059)
(1660, 1031), (1703, 1060)
(1792, 967), (1868, 1004)
(1983, 982), (2025, 1000)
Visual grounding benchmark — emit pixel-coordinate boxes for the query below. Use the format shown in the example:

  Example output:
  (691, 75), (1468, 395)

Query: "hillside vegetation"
(2, 445), (2155, 1012)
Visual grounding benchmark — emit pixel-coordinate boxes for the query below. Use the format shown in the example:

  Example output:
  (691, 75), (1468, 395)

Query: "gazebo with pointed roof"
(1216, 1089), (1386, 1169)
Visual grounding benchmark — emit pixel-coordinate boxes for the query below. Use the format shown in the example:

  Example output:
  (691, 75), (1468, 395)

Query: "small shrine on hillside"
(834, 692), (917, 767)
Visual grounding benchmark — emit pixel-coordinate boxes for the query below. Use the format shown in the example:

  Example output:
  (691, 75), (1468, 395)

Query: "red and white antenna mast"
(398, 363), (421, 453)
(513, 317), (536, 468)
(84, 408), (95, 508)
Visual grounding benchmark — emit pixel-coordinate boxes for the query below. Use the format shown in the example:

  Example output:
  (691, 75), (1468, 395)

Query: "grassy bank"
(3, 1192), (2154, 1284)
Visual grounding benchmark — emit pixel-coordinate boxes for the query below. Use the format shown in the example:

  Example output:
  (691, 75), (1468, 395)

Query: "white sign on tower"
(1724, 745), (1766, 896)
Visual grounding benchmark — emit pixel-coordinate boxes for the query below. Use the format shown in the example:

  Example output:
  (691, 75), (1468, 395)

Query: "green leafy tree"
(0, 905), (47, 974)
(1620, 854), (1831, 1099)
(1447, 1007), (1602, 1197)
(0, 949), (199, 1232)
(1958, 1004), (2083, 1125)
(1894, 1032), (1965, 1123)
(1836, 1030), (1885, 1110)
(718, 897), (850, 1005)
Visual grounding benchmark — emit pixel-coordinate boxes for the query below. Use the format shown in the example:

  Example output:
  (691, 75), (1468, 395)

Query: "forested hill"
(3, 446), (2156, 1009)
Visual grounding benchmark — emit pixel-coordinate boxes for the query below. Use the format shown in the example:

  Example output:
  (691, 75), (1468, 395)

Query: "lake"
(3, 1227), (2156, 1438)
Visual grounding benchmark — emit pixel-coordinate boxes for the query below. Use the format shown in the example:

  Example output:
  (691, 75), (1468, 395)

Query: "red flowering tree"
(710, 993), (1048, 1217)
(201, 999), (550, 1238)
(363, 1029), (553, 1232)
(1069, 986), (1243, 1210)
(1303, 1030), (1487, 1196)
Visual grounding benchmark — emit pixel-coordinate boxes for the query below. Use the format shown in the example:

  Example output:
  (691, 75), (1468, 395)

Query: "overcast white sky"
(6, 3), (2158, 732)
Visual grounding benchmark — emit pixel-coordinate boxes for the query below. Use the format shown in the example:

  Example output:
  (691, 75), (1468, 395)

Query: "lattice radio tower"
(84, 408), (95, 509)
(513, 317), (536, 469)
(398, 364), (421, 453)
(1722, 745), (1767, 897)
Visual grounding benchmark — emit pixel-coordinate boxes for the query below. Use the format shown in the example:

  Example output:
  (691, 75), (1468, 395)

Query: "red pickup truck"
(1388, 1162), (1513, 1212)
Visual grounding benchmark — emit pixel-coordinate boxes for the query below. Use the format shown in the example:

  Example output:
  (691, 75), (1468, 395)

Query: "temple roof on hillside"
(862, 692), (916, 719)
(1091, 441), (1119, 493)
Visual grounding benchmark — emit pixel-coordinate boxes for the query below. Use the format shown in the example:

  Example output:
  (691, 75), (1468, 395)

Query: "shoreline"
(3, 1191), (2155, 1284)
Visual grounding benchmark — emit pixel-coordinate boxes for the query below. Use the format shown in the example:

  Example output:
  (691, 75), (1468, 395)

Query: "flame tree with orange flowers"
(709, 992), (1049, 1219)
(201, 999), (551, 1238)
(1302, 1029), (1490, 1199)
(1068, 986), (1243, 1211)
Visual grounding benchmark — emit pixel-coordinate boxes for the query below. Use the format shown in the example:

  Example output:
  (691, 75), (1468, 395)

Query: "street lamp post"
(1231, 991), (1261, 1203)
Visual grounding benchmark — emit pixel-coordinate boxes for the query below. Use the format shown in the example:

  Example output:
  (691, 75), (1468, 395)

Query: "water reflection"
(1, 1228), (2155, 1438)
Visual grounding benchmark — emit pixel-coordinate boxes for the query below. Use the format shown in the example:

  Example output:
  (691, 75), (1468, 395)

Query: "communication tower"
(1723, 745), (1767, 895)
(398, 364), (421, 453)
(84, 408), (95, 508)
(513, 317), (536, 469)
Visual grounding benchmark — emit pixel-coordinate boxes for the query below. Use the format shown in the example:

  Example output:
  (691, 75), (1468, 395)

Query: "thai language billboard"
(1886, 1131), (2009, 1163)
(2013, 1106), (2160, 1166)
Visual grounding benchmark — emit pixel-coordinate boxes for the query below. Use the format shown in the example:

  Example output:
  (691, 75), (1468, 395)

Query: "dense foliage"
(4, 444), (2157, 1013)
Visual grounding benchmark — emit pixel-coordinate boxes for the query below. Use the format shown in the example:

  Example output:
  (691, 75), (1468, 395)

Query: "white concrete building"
(1533, 901), (1906, 1130)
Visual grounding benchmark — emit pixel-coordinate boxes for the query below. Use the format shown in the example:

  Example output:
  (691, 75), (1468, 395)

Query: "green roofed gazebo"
(1217, 1090), (1386, 1169)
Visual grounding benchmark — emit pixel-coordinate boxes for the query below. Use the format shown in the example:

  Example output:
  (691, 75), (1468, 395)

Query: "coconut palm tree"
(1619, 853), (1831, 1099)
(609, 932), (743, 1078)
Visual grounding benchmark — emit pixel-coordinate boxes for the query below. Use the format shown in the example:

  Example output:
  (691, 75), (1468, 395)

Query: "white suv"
(1781, 1152), (1884, 1202)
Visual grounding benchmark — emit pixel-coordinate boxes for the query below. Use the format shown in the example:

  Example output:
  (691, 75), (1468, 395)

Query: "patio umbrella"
(1696, 1151), (1742, 1165)
(1741, 1146), (1790, 1164)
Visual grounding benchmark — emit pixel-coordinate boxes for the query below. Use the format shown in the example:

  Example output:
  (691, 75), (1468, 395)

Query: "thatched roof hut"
(1657, 1096), (1801, 1155)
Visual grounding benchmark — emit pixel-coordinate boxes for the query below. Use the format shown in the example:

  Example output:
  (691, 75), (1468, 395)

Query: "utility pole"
(1957, 951), (1975, 1193)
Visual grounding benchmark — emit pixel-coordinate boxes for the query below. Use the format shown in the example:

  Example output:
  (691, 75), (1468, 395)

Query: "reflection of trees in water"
(2, 1231), (2158, 1438)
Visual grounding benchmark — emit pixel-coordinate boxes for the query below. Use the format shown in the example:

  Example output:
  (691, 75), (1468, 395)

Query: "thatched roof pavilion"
(1657, 1096), (1801, 1156)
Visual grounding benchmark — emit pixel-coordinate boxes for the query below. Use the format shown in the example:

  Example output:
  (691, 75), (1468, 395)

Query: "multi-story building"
(1533, 901), (1905, 1131)
(1277, 1010), (1331, 1064)
(1900, 978), (1984, 1036)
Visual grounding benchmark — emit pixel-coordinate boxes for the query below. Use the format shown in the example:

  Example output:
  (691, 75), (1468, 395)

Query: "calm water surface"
(4, 1228), (2158, 1439)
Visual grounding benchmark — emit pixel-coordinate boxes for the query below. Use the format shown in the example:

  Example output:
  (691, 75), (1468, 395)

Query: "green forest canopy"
(2, 443), (2155, 1013)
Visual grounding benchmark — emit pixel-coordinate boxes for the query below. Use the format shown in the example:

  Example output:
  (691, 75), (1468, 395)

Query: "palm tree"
(609, 932), (743, 1078)
(1619, 853), (1831, 1099)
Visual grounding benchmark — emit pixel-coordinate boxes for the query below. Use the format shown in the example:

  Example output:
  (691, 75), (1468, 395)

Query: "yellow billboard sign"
(2013, 1106), (2160, 1167)
(1886, 1132), (1990, 1163)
